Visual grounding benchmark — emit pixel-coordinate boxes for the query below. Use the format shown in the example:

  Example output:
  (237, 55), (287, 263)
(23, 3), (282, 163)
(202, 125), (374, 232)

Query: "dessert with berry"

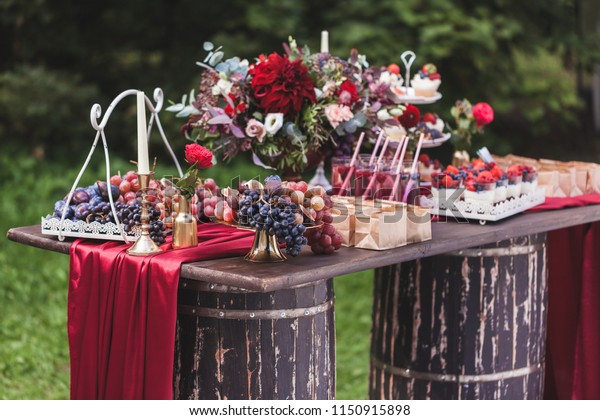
(411, 63), (441, 97)
(464, 170), (496, 204)
(520, 165), (538, 194)
(412, 113), (447, 141)
(507, 165), (523, 199)
(490, 165), (508, 203)
(431, 165), (462, 203)
(418, 153), (442, 183)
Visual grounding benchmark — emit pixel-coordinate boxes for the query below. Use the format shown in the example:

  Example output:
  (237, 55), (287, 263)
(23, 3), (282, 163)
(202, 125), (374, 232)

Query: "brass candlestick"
(127, 172), (163, 256)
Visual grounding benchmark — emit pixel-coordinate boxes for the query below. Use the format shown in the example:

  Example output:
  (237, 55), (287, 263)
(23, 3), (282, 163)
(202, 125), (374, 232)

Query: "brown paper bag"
(354, 199), (407, 250)
(407, 205), (432, 244)
(588, 166), (600, 194)
(537, 170), (559, 197)
(331, 196), (355, 247)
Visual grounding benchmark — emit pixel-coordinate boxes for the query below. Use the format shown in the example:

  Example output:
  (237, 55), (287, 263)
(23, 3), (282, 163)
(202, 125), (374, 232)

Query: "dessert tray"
(421, 132), (451, 148)
(394, 89), (442, 104)
(41, 217), (139, 242)
(429, 188), (546, 224)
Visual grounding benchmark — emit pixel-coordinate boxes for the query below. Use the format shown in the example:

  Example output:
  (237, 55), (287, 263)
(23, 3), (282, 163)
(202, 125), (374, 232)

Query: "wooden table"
(7, 204), (600, 400)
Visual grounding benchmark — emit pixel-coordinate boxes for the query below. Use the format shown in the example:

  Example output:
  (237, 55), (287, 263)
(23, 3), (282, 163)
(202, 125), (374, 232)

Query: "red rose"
(185, 144), (213, 169)
(398, 104), (420, 129)
(336, 80), (359, 105)
(250, 53), (316, 117)
(472, 102), (494, 128)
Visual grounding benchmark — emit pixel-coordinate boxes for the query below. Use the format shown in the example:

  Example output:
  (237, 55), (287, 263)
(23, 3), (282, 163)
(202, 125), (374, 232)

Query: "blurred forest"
(1, 0), (599, 164)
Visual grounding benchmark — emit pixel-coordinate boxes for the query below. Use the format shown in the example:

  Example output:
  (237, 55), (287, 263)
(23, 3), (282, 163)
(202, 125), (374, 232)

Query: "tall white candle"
(320, 30), (329, 53)
(136, 91), (150, 174)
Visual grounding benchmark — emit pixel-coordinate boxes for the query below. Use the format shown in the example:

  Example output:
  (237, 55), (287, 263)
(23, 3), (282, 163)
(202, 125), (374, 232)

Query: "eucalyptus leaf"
(208, 114), (232, 125)
(209, 51), (224, 66)
(203, 41), (214, 51)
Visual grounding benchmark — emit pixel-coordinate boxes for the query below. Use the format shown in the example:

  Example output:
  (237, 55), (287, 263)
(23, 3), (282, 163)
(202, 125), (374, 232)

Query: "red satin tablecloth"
(68, 223), (253, 399)
(529, 194), (600, 399)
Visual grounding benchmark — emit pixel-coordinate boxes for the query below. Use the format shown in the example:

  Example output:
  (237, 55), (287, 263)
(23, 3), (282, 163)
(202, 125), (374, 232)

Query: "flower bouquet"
(168, 39), (419, 175)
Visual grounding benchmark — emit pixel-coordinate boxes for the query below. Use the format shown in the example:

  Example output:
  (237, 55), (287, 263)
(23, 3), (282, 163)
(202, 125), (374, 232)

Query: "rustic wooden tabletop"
(7, 204), (600, 292)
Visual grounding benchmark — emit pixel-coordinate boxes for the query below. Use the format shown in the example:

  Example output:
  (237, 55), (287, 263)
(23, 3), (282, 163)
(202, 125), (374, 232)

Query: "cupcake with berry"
(411, 63), (441, 97)
(520, 165), (538, 194)
(490, 165), (508, 203)
(507, 165), (523, 199)
(464, 170), (496, 204)
(418, 153), (442, 183)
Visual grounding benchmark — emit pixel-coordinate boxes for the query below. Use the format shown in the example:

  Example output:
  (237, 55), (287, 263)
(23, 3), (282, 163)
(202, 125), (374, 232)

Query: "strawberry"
(465, 177), (476, 192)
(507, 164), (523, 175)
(446, 165), (459, 175)
(441, 174), (453, 188)
(422, 63), (437, 74)
(419, 153), (431, 166)
(429, 72), (441, 80)
(423, 113), (437, 124)
(477, 170), (494, 183)
(490, 166), (504, 180)
(387, 63), (400, 75)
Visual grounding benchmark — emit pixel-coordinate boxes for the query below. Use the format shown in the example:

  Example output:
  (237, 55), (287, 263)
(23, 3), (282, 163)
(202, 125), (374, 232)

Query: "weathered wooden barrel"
(370, 233), (547, 399)
(173, 278), (335, 400)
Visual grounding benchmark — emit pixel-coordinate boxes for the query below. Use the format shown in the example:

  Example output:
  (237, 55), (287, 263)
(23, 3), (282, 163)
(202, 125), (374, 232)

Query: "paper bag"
(354, 199), (407, 250)
(407, 205), (432, 244)
(331, 196), (355, 247)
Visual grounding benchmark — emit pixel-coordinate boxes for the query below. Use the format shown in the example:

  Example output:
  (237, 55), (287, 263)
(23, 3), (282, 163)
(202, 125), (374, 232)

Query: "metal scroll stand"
(57, 88), (184, 243)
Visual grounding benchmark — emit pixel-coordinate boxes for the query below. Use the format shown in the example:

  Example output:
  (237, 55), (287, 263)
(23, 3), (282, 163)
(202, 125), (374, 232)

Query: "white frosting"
(507, 183), (521, 198)
(521, 179), (538, 194)
(425, 119), (445, 132)
(494, 185), (508, 203)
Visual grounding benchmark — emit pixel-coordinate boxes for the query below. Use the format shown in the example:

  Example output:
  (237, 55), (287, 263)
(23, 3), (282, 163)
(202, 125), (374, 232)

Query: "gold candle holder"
(127, 172), (163, 256)
(244, 228), (287, 263)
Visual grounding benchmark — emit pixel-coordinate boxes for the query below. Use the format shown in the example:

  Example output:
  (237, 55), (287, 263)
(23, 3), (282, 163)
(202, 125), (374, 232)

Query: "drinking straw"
(402, 133), (425, 203)
(389, 138), (404, 169)
(369, 130), (386, 166)
(338, 132), (365, 196)
(389, 135), (409, 201)
(362, 134), (391, 198)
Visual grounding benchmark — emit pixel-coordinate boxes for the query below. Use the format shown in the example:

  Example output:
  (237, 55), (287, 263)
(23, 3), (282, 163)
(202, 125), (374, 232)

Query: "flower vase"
(172, 195), (198, 249)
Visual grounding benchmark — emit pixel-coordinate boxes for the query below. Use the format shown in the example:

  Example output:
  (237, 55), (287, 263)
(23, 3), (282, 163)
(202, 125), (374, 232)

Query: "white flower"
(379, 71), (399, 85)
(389, 106), (405, 117)
(211, 74), (233, 96)
(377, 109), (392, 121)
(264, 113), (284, 135)
(321, 80), (337, 98)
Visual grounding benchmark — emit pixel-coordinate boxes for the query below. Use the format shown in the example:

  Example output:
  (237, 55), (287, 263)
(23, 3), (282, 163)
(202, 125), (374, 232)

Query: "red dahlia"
(250, 53), (316, 118)
(398, 104), (420, 129)
(185, 143), (213, 169)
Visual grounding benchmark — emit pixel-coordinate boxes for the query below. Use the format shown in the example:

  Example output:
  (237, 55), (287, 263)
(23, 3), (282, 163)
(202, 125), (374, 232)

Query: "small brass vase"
(244, 228), (286, 263)
(172, 195), (198, 249)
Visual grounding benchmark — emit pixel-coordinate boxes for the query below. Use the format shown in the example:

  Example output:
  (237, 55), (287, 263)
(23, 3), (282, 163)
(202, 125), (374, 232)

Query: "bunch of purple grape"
(238, 189), (308, 257)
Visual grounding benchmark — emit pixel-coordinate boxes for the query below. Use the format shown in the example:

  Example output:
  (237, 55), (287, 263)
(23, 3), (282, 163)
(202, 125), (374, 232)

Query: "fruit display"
(44, 170), (167, 244)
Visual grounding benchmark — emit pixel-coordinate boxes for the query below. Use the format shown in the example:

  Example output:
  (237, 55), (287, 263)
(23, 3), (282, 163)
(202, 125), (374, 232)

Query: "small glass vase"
(172, 195), (198, 249)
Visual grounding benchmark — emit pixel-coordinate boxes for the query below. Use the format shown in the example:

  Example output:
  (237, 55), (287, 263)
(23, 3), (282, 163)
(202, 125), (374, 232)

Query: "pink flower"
(473, 102), (494, 128)
(245, 118), (266, 142)
(324, 104), (354, 129)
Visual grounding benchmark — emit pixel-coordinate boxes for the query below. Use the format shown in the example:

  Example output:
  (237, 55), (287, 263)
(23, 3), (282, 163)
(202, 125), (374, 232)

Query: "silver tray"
(429, 188), (546, 224)
(41, 216), (139, 242)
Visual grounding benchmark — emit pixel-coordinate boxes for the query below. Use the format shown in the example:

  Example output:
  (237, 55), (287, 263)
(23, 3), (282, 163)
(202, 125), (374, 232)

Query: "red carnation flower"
(398, 104), (421, 129)
(185, 143), (213, 169)
(337, 80), (359, 105)
(472, 102), (494, 128)
(250, 53), (316, 118)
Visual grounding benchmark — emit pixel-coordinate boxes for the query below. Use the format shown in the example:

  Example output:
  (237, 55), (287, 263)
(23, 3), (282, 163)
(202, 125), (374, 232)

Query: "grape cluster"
(238, 189), (308, 256)
(304, 194), (343, 255)
(110, 201), (166, 245)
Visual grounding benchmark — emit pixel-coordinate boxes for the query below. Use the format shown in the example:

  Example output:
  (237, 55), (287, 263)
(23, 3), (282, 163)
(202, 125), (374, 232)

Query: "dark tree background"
(1, 0), (599, 164)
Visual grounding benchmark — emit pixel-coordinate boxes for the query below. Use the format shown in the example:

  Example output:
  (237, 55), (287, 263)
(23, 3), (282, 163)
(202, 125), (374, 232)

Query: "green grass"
(0, 147), (372, 399)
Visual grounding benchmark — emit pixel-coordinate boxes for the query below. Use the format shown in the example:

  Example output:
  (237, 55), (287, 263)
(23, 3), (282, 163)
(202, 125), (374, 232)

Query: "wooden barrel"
(370, 233), (547, 399)
(173, 278), (335, 400)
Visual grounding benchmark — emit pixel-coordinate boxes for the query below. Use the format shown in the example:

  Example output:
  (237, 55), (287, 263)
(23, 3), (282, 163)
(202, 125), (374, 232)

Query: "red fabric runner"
(528, 194), (600, 399)
(68, 223), (254, 399)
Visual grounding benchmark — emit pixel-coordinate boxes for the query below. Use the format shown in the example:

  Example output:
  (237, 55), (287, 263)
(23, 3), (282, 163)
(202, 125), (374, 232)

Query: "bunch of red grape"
(304, 192), (343, 255)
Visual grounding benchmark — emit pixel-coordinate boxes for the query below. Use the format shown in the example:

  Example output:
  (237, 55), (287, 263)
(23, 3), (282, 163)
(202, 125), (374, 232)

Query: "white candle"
(136, 91), (150, 174)
(320, 30), (329, 53)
